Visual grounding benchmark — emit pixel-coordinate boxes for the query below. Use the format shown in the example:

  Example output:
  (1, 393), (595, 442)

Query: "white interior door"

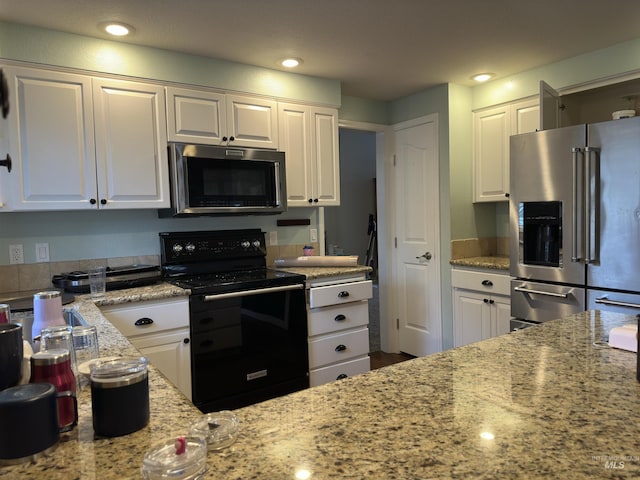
(394, 115), (442, 356)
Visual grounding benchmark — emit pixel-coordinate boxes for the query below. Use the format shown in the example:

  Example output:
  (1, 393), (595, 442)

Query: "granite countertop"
(273, 264), (372, 280)
(4, 285), (640, 478)
(450, 255), (510, 271)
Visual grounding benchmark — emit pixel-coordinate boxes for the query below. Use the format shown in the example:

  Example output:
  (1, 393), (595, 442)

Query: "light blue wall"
(472, 37), (640, 110)
(0, 21), (341, 106)
(339, 95), (390, 125)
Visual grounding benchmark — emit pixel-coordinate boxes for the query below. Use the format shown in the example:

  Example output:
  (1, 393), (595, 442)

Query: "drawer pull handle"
(335, 344), (347, 352)
(481, 280), (493, 287)
(334, 314), (346, 322)
(134, 317), (154, 326)
(336, 374), (348, 380)
(337, 291), (350, 298)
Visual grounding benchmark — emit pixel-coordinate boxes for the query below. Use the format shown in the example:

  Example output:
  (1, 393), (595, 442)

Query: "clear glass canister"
(90, 356), (149, 437)
(142, 436), (207, 480)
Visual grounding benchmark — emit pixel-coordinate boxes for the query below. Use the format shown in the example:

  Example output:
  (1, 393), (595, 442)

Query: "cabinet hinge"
(394, 237), (397, 248)
(393, 154), (396, 167)
(396, 318), (400, 330)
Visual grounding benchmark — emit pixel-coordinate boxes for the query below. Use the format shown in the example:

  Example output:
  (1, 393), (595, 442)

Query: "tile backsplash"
(0, 242), (320, 295)
(450, 237), (509, 260)
(0, 255), (161, 294)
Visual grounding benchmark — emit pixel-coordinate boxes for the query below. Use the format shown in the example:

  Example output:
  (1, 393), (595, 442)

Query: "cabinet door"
(512, 98), (539, 134)
(166, 87), (226, 144)
(6, 66), (97, 210)
(278, 103), (313, 206)
(492, 295), (512, 337)
(133, 328), (192, 401)
(93, 78), (170, 209)
(226, 94), (278, 149)
(311, 107), (340, 206)
(473, 106), (509, 203)
(453, 289), (491, 347)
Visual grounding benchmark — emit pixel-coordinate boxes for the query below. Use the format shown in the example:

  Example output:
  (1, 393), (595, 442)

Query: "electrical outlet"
(9, 244), (24, 264)
(269, 231), (278, 246)
(310, 228), (318, 243)
(36, 243), (50, 262)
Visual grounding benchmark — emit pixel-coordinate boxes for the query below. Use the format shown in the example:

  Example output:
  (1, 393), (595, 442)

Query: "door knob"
(416, 252), (432, 260)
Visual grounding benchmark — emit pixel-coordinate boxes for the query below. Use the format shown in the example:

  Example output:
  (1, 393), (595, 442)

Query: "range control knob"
(252, 240), (261, 249)
(241, 240), (251, 249)
(185, 243), (196, 253)
(172, 243), (183, 253)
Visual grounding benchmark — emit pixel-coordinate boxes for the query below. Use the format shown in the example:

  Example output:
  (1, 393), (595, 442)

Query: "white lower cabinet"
(452, 268), (512, 348)
(100, 297), (191, 400)
(307, 277), (372, 387)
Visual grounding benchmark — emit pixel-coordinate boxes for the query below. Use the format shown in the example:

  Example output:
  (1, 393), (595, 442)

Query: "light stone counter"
(450, 255), (510, 271)
(272, 264), (372, 281)
(4, 297), (640, 478)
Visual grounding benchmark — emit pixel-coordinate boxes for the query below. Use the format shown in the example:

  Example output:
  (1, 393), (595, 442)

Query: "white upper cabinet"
(166, 87), (226, 144)
(226, 94), (278, 149)
(5, 66), (97, 210)
(3, 66), (169, 211)
(473, 97), (539, 203)
(92, 77), (169, 209)
(279, 103), (340, 207)
(167, 87), (278, 149)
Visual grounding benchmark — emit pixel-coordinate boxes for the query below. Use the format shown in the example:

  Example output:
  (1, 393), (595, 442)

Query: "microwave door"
(509, 125), (587, 286)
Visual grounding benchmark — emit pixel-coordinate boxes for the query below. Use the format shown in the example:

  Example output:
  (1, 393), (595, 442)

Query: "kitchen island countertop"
(3, 287), (640, 478)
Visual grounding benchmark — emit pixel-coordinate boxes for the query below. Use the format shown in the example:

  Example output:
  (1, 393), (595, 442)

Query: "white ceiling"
(2, 0), (640, 101)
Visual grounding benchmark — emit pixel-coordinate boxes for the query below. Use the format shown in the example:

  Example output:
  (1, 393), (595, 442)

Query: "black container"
(90, 357), (149, 437)
(0, 383), (61, 463)
(0, 323), (23, 391)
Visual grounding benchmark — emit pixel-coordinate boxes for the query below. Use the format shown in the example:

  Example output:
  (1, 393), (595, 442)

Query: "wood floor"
(369, 351), (415, 370)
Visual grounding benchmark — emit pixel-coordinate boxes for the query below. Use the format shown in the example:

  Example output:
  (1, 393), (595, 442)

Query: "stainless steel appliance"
(160, 229), (308, 412)
(510, 116), (640, 323)
(160, 143), (287, 217)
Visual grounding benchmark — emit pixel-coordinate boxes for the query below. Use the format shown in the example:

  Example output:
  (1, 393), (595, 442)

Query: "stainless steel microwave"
(160, 143), (287, 216)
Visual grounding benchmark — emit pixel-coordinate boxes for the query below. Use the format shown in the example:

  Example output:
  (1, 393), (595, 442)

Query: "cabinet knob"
(90, 198), (97, 205)
(334, 314), (346, 322)
(481, 280), (493, 287)
(183, 338), (190, 344)
(489, 299), (495, 304)
(134, 317), (154, 326)
(336, 374), (348, 380)
(337, 291), (350, 298)
(0, 154), (11, 172)
(100, 199), (107, 205)
(335, 344), (347, 352)
(313, 198), (319, 203)
(308, 198), (313, 204)
(483, 298), (489, 304)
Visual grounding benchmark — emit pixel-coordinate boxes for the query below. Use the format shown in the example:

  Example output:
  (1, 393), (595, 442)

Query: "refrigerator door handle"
(571, 147), (584, 262)
(585, 146), (599, 264)
(514, 286), (569, 298)
(594, 296), (640, 310)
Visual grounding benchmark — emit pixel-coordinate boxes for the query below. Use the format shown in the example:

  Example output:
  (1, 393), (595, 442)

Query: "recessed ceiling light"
(280, 58), (303, 68)
(472, 73), (494, 83)
(100, 21), (135, 37)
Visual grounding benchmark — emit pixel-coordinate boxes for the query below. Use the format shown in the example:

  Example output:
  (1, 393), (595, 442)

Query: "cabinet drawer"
(308, 327), (369, 368)
(308, 301), (369, 337)
(310, 356), (370, 387)
(451, 269), (510, 296)
(101, 297), (189, 338)
(309, 280), (372, 308)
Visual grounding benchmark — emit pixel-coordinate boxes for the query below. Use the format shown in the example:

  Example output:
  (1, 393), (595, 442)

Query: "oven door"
(189, 284), (308, 411)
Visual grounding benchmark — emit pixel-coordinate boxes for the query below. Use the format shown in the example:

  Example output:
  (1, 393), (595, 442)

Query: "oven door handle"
(203, 283), (304, 301)
(513, 286), (569, 298)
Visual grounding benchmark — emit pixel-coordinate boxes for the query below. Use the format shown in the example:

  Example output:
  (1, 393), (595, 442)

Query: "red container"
(30, 349), (77, 432)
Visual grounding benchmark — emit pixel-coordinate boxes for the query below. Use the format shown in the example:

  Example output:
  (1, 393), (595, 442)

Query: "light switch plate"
(269, 231), (278, 246)
(310, 229), (318, 243)
(36, 243), (50, 262)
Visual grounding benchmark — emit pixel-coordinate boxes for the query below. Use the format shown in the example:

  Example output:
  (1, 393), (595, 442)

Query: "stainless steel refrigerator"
(509, 115), (640, 324)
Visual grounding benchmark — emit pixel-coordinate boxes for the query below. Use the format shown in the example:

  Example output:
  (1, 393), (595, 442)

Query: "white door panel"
(394, 115), (441, 357)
